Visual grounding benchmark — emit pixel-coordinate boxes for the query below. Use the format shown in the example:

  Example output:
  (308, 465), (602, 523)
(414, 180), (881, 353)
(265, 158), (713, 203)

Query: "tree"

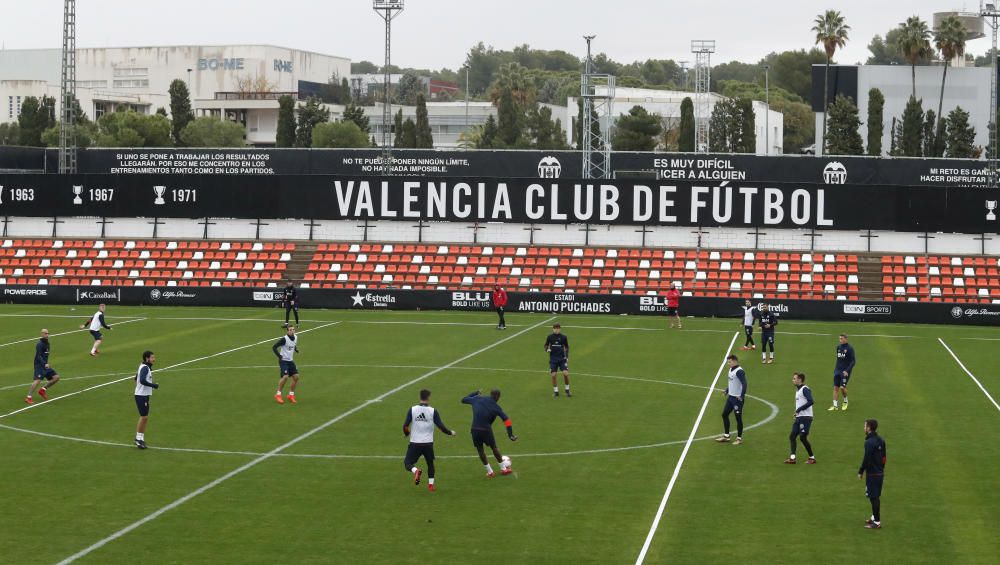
(41, 122), (96, 149)
(17, 96), (57, 146)
(351, 60), (379, 74)
(180, 117), (246, 147)
(168, 79), (194, 145)
(812, 10), (850, 155)
(763, 48), (828, 101)
(93, 110), (171, 147)
(678, 97), (695, 152)
(867, 88), (884, 156)
(898, 16), (933, 98)
(294, 96), (330, 148)
(934, 15), (967, 159)
(393, 109), (404, 147)
(342, 103), (370, 133)
(496, 88), (521, 147)
(0, 122), (20, 145)
(922, 109), (937, 157)
(825, 94), (863, 155)
(276, 95), (296, 147)
(611, 105), (662, 151)
(399, 118), (417, 148)
(234, 74), (278, 97)
(900, 95), (924, 157)
(945, 106), (976, 158)
(708, 99), (736, 152)
(489, 62), (536, 110)
(414, 93), (433, 148)
(527, 105), (566, 149)
(320, 75), (352, 105)
(478, 115), (499, 149)
(396, 73), (423, 105)
(735, 97), (756, 153)
(312, 120), (370, 148)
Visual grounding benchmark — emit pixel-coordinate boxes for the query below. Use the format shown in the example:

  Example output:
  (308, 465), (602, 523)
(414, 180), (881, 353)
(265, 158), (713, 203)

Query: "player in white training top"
(79, 304), (112, 356)
(403, 389), (456, 492)
(272, 325), (300, 404)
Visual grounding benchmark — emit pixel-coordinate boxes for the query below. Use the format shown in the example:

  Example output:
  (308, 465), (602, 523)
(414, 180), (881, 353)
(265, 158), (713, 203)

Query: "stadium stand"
(304, 243), (861, 300)
(0, 239), (292, 287)
(881, 254), (1000, 303)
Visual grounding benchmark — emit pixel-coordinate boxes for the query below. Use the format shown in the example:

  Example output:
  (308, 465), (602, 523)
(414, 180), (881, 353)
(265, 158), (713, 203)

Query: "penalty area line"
(53, 315), (556, 565)
(634, 331), (740, 565)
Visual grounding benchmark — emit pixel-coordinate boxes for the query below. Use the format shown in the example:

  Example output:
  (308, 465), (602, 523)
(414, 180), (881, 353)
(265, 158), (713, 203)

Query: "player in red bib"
(665, 283), (682, 329)
(492, 284), (508, 330)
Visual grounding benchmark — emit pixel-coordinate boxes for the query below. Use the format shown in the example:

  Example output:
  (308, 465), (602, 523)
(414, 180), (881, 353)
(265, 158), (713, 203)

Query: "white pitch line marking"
(0, 317), (146, 348)
(938, 338), (1000, 412)
(0, 322), (341, 420)
(53, 316), (556, 565)
(634, 331), (740, 565)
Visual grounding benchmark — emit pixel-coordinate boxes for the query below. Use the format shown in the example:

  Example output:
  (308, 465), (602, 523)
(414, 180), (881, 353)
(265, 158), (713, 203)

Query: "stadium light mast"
(58, 0), (77, 174)
(982, 2), (999, 187)
(691, 40), (715, 153)
(373, 0), (403, 175)
(581, 35), (614, 179)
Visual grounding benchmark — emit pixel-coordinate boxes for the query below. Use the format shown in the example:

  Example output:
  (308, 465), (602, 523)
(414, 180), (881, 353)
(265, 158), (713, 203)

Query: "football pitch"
(1, 305), (998, 564)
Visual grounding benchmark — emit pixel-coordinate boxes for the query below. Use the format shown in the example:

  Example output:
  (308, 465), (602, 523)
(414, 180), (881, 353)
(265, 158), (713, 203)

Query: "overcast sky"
(0, 0), (991, 69)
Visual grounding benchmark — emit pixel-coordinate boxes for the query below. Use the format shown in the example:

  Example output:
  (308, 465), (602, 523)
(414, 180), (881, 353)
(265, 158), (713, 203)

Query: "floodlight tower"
(581, 35), (615, 179)
(58, 0), (77, 174)
(983, 2), (999, 187)
(691, 40), (715, 153)
(373, 0), (403, 174)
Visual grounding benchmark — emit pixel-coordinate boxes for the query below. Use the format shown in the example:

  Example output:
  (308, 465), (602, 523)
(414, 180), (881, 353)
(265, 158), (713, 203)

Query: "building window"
(113, 67), (148, 77)
(8, 96), (12, 119)
(16, 96), (21, 116)
(94, 101), (107, 120)
(112, 79), (149, 88)
(77, 80), (108, 88)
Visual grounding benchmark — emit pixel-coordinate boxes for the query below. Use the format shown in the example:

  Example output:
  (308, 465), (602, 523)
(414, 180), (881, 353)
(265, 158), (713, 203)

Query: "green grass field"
(0, 304), (998, 564)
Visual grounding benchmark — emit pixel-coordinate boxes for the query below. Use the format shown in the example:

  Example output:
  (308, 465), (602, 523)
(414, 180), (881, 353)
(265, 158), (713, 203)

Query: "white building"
(0, 45), (350, 145)
(812, 64), (992, 156)
(567, 87), (784, 155)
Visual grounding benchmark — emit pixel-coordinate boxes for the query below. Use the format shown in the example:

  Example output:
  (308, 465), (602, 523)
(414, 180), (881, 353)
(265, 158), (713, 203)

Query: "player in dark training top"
(282, 281), (300, 328)
(25, 329), (60, 404)
(858, 418), (887, 529)
(757, 304), (778, 364)
(830, 334), (856, 411)
(461, 389), (517, 477)
(544, 323), (571, 397)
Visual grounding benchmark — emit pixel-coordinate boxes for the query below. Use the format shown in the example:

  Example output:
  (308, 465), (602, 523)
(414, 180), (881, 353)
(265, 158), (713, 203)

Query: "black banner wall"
(8, 147), (994, 188)
(0, 173), (997, 232)
(3, 285), (999, 326)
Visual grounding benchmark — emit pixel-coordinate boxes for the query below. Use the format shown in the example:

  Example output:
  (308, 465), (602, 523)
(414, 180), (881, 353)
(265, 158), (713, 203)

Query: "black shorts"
(404, 443), (435, 466)
(666, 307), (678, 316)
(34, 367), (57, 381)
(792, 416), (813, 435)
(135, 395), (150, 417)
(471, 428), (497, 449)
(865, 474), (884, 499)
(285, 303), (299, 311)
(762, 332), (775, 345)
(723, 396), (744, 416)
(279, 361), (298, 377)
(89, 330), (103, 340)
(744, 325), (754, 336)
(834, 371), (851, 388)
(549, 358), (568, 372)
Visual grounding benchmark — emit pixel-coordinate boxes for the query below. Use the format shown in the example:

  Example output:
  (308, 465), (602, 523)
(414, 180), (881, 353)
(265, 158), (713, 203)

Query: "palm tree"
(898, 16), (932, 98)
(933, 15), (968, 156)
(812, 10), (850, 154)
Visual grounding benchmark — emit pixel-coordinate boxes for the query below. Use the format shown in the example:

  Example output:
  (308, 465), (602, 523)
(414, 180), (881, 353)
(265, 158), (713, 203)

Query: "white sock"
(428, 478), (435, 485)
(553, 386), (558, 393)
(91, 347), (96, 354)
(761, 353), (766, 361)
(136, 432), (144, 441)
(276, 389), (282, 395)
(769, 353), (774, 359)
(411, 466), (418, 474)
(564, 385), (570, 392)
(833, 400), (839, 407)
(289, 391), (295, 396)
(484, 464), (493, 473)
(843, 396), (848, 404)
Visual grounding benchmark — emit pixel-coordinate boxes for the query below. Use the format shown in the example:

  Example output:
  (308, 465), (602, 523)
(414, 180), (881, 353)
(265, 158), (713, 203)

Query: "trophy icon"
(153, 185), (166, 205)
(72, 185), (83, 205)
(987, 200), (998, 221)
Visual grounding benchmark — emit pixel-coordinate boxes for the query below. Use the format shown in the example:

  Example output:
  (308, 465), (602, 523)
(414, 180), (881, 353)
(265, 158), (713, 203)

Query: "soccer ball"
(501, 456), (512, 470)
